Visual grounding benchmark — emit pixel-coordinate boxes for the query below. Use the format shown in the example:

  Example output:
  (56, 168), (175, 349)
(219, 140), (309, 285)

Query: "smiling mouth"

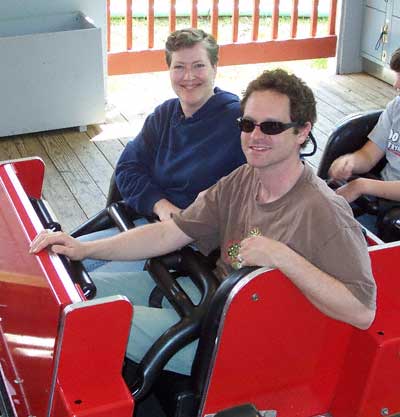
(181, 84), (200, 90)
(249, 145), (272, 151)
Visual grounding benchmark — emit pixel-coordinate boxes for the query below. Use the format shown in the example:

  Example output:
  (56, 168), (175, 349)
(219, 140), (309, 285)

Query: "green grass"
(110, 15), (329, 49)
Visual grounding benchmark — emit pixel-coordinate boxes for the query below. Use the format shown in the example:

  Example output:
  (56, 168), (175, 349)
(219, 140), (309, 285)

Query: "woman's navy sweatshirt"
(115, 87), (246, 215)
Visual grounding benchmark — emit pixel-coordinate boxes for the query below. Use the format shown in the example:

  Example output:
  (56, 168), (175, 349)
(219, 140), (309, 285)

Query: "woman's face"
(169, 42), (217, 117)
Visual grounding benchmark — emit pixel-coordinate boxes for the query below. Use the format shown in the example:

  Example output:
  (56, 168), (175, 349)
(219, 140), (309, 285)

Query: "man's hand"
(328, 154), (354, 180)
(30, 230), (86, 260)
(153, 199), (181, 221)
(238, 235), (288, 269)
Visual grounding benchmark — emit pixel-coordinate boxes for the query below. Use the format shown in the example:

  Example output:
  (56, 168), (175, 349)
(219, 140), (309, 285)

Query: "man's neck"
(256, 160), (305, 204)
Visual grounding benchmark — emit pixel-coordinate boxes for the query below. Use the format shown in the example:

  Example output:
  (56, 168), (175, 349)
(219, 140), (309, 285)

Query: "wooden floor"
(0, 70), (395, 232)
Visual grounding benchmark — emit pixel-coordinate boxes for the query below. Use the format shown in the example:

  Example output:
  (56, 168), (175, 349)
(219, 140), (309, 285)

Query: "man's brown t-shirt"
(173, 164), (376, 310)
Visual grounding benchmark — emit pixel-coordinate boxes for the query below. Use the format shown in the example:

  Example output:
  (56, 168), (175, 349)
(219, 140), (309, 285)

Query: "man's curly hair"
(241, 68), (317, 127)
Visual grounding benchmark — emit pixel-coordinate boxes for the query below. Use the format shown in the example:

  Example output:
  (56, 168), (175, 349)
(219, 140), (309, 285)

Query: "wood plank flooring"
(0, 70), (396, 232)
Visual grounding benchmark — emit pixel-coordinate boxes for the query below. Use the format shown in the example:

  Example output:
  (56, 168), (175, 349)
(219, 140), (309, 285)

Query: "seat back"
(330, 243), (400, 417)
(197, 267), (353, 417)
(317, 109), (384, 180)
(195, 244), (400, 417)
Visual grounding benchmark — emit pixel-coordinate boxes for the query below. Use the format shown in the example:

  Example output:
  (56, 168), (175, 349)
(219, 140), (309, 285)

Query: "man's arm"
(336, 177), (400, 203)
(328, 140), (385, 180)
(30, 220), (194, 262)
(238, 236), (375, 330)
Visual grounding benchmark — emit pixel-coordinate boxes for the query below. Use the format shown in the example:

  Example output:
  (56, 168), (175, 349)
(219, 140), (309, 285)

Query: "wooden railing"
(107, 0), (338, 75)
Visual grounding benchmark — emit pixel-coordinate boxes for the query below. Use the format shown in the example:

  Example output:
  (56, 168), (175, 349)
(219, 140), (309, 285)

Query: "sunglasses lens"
(239, 119), (298, 135)
(239, 119), (255, 132)
(260, 121), (285, 135)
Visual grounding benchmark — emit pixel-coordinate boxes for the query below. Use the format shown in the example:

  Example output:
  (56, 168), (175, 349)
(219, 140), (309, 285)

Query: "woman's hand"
(30, 230), (86, 260)
(153, 199), (181, 221)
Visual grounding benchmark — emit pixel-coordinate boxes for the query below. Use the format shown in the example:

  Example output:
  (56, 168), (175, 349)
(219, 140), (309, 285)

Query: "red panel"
(2, 158), (45, 199)
(49, 299), (133, 417)
(0, 160), (134, 417)
(0, 162), (67, 417)
(0, 163), (78, 304)
(201, 269), (352, 416)
(330, 244), (400, 417)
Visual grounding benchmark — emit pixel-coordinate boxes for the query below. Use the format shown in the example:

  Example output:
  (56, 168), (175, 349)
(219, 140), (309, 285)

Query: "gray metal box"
(0, 12), (105, 137)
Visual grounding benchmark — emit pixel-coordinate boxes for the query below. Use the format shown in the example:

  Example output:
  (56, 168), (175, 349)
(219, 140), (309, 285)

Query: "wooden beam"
(126, 0), (132, 50)
(108, 36), (337, 75)
(290, 0), (299, 38)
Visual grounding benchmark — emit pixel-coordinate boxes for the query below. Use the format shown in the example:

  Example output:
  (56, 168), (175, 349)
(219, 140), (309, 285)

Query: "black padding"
(107, 201), (136, 232)
(377, 205), (400, 242)
(70, 207), (113, 238)
(106, 171), (123, 206)
(317, 109), (392, 219)
(59, 255), (97, 299)
(29, 197), (96, 299)
(317, 109), (384, 180)
(152, 267), (256, 417)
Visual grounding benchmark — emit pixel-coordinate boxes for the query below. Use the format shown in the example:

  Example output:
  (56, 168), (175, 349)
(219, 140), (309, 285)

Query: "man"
(329, 47), (400, 203)
(31, 69), (376, 376)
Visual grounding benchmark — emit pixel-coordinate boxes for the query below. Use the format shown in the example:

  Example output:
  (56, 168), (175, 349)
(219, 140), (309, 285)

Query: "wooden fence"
(107, 0), (338, 75)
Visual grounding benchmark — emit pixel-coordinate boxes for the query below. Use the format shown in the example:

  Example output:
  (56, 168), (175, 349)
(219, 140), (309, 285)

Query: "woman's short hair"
(165, 28), (219, 67)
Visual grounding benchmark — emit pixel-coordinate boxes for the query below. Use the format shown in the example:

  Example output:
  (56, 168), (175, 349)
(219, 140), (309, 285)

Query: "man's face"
(169, 43), (217, 117)
(241, 90), (310, 171)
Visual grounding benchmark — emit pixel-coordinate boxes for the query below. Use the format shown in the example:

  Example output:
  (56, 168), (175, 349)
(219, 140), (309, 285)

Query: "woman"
(83, 28), (245, 272)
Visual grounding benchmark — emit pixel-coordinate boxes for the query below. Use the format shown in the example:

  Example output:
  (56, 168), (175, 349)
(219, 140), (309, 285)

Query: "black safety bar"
(129, 246), (220, 400)
(29, 197), (96, 299)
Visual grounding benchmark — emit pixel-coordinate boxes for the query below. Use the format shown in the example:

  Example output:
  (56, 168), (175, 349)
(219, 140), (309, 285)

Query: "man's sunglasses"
(237, 117), (301, 135)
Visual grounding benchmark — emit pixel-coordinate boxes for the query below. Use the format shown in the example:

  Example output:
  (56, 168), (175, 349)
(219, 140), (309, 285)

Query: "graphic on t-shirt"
(387, 128), (400, 156)
(226, 227), (261, 269)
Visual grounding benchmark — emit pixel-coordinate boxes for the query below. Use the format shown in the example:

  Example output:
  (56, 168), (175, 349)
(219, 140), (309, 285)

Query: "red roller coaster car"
(1, 157), (400, 417)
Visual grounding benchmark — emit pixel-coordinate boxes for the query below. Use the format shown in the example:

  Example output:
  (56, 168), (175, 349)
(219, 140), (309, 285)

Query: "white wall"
(0, 1), (107, 77)
(335, 0), (364, 74)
